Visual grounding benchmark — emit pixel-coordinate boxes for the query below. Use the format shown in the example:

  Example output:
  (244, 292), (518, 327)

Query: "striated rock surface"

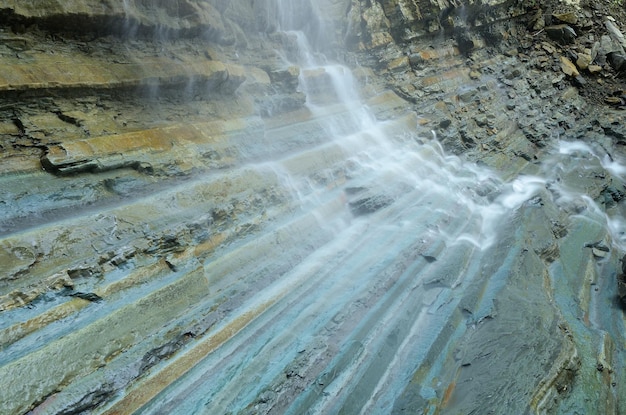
(1, 0), (626, 414)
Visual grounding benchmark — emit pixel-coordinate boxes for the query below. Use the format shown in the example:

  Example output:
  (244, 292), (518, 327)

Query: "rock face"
(1, 0), (626, 414)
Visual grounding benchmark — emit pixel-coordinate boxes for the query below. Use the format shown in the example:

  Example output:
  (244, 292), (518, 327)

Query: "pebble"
(588, 64), (602, 73)
(553, 12), (578, 25)
(560, 56), (580, 77)
(576, 53), (592, 70)
(607, 52), (626, 72)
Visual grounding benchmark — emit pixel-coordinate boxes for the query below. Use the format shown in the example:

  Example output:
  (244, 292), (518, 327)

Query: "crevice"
(11, 116), (26, 137)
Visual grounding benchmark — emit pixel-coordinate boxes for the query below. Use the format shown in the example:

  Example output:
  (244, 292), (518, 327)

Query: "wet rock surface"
(1, 0), (626, 414)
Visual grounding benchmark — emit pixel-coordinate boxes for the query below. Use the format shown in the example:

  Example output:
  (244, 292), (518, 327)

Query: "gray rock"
(607, 51), (626, 73)
(546, 24), (577, 44)
(605, 19), (626, 52)
(408, 53), (424, 68)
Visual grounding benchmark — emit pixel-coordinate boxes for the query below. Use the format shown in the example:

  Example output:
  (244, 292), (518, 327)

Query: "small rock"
(469, 70), (480, 79)
(542, 42), (556, 54)
(607, 52), (626, 73)
(573, 75), (586, 86)
(421, 254), (437, 263)
(591, 41), (600, 61)
(588, 64), (602, 74)
(605, 20), (626, 49)
(458, 87), (477, 103)
(553, 12), (578, 25)
(576, 53), (592, 70)
(475, 116), (488, 127)
(560, 56), (579, 77)
(408, 53), (424, 68)
(546, 25), (577, 44)
(600, 35), (619, 59)
(439, 119), (452, 129)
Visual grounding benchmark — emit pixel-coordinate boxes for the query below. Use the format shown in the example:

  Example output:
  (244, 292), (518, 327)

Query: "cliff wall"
(1, 1), (625, 414)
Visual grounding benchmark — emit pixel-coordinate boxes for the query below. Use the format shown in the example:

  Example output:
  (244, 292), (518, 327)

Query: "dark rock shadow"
(613, 295), (626, 312)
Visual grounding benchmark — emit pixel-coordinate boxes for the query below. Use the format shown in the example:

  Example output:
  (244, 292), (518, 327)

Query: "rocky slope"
(0, 0), (625, 414)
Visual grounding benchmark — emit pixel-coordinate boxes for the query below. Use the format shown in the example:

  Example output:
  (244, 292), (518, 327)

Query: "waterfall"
(265, 0), (529, 251)
(132, 3), (579, 413)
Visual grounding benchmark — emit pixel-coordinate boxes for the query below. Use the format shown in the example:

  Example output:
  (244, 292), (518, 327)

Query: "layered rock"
(1, 0), (626, 414)
(343, 2), (626, 413)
